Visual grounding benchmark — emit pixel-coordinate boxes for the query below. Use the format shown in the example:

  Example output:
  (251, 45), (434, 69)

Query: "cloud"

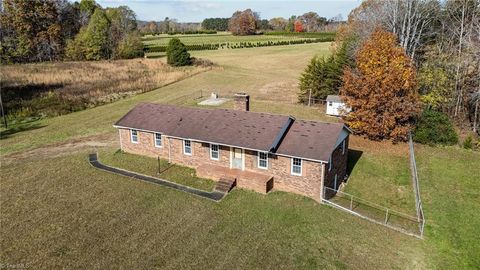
(171, 1), (223, 13)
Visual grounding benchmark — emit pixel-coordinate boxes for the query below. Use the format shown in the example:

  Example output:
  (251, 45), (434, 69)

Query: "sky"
(97, 0), (360, 22)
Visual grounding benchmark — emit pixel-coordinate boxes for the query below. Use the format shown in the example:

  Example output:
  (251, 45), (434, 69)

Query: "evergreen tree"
(166, 38), (191, 66)
(81, 8), (111, 60)
(298, 38), (354, 103)
(299, 57), (331, 103)
(413, 109), (458, 145)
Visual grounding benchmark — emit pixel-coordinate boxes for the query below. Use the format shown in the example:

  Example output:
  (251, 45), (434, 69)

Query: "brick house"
(114, 93), (350, 202)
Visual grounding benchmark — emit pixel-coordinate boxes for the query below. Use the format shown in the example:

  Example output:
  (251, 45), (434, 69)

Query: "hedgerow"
(144, 38), (332, 53)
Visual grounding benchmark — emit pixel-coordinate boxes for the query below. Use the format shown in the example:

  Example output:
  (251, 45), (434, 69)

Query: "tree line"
(139, 17), (204, 35)
(137, 10), (341, 36)
(225, 10), (341, 35)
(0, 0), (143, 63)
(299, 0), (479, 146)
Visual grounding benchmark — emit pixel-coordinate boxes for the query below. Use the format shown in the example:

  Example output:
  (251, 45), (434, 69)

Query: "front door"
(232, 148), (243, 170)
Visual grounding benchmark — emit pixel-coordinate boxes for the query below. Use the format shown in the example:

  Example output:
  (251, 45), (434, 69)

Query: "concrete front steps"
(214, 177), (236, 193)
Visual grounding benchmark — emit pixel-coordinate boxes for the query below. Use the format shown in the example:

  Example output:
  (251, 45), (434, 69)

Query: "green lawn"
(2, 144), (478, 269)
(1, 43), (479, 269)
(98, 149), (215, 191)
(415, 146), (480, 269)
(343, 150), (415, 214)
(0, 150), (425, 269)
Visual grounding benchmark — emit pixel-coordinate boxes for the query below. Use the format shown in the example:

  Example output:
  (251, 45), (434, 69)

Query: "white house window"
(291, 158), (302, 176)
(328, 101), (333, 106)
(342, 140), (346, 155)
(258, 152), (268, 169)
(154, 133), (162, 147)
(130, 129), (138, 143)
(210, 144), (219, 160)
(183, 140), (192, 155)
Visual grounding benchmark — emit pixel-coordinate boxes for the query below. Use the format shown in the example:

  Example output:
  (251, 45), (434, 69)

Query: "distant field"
(142, 32), (335, 56)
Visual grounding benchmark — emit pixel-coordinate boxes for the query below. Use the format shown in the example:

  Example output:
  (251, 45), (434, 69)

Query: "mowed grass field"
(143, 32), (315, 46)
(1, 43), (479, 269)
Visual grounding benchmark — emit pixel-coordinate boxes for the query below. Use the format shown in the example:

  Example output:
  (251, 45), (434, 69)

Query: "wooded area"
(0, 0), (143, 63)
(299, 0), (479, 145)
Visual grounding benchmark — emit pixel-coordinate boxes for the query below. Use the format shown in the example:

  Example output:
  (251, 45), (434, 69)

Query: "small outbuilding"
(326, 95), (350, 116)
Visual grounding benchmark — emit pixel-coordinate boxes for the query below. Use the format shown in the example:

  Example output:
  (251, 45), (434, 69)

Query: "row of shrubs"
(167, 30), (217, 35)
(145, 43), (220, 53)
(142, 30), (217, 37)
(265, 31), (336, 39)
(144, 38), (331, 53)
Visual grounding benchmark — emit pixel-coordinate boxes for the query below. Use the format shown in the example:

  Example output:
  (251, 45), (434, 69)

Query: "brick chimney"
(234, 93), (250, 111)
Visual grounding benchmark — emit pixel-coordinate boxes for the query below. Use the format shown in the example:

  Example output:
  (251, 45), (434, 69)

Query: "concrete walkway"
(88, 153), (227, 202)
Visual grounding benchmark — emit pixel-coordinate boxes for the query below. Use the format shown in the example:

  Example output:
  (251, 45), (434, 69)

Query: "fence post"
(157, 156), (161, 174)
(308, 90), (312, 107)
(350, 195), (353, 210)
(384, 209), (389, 224)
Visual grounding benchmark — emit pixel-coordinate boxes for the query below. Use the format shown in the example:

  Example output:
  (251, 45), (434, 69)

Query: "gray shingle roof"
(326, 95), (343, 102)
(114, 103), (348, 162)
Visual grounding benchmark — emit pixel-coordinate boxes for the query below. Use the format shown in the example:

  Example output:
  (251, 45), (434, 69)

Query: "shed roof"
(114, 103), (348, 162)
(326, 95), (343, 102)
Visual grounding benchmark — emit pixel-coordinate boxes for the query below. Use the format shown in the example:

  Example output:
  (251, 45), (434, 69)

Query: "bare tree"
(385, 0), (437, 59)
(441, 0), (479, 118)
(344, 0), (437, 60)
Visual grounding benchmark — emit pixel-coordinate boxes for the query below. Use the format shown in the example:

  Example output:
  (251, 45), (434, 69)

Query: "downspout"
(168, 137), (172, 163)
(320, 163), (325, 202)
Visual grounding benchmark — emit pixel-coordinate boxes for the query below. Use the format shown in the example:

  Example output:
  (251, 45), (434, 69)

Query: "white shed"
(326, 95), (350, 116)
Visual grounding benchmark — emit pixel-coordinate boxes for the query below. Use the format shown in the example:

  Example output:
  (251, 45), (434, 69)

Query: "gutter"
(112, 124), (328, 164)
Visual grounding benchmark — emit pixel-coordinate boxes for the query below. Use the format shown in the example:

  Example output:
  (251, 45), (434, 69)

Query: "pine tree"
(298, 39), (354, 104)
(166, 38), (191, 66)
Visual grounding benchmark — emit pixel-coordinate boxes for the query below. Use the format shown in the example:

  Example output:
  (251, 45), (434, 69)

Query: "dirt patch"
(257, 81), (298, 103)
(349, 135), (409, 156)
(1, 133), (117, 165)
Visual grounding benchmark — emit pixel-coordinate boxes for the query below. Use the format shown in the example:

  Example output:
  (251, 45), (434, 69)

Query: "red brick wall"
(118, 128), (345, 202)
(119, 128), (230, 168)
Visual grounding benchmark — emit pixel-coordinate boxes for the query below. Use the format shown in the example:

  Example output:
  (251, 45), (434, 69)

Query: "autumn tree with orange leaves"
(340, 28), (421, 141)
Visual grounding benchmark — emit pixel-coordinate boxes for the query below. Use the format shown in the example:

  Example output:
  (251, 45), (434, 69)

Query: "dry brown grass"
(349, 135), (409, 157)
(0, 59), (211, 118)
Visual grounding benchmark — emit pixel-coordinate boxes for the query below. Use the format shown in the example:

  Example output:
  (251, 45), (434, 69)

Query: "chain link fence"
(322, 187), (423, 238)
(409, 132), (426, 237)
(322, 133), (426, 238)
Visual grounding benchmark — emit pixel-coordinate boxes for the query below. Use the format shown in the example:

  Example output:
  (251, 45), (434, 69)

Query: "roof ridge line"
(269, 115), (295, 153)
